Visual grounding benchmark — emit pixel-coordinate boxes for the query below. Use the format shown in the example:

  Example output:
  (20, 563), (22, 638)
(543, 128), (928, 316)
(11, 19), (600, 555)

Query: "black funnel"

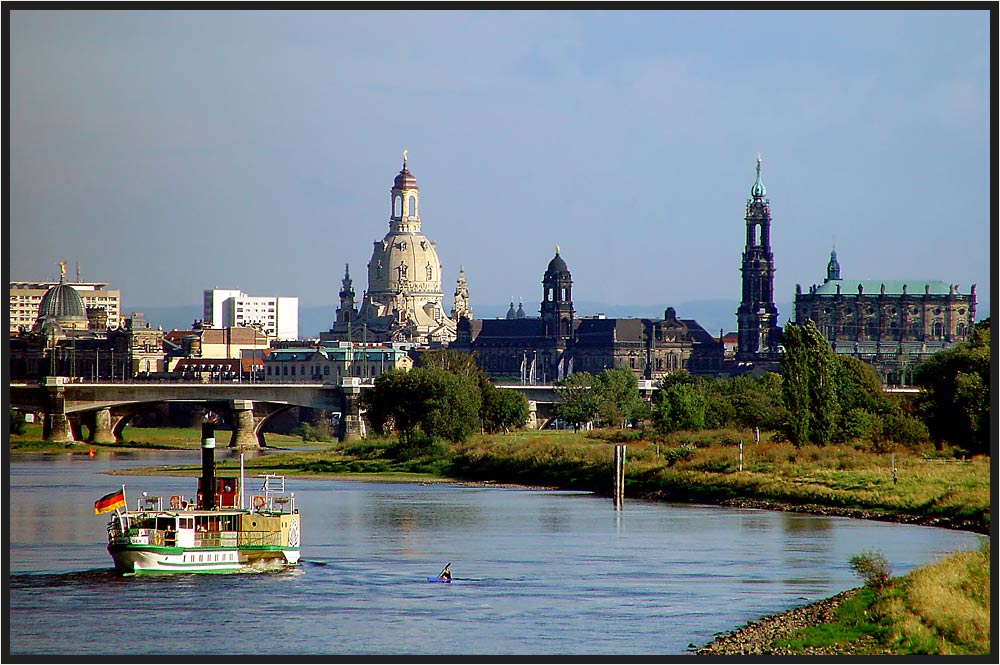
(201, 420), (216, 510)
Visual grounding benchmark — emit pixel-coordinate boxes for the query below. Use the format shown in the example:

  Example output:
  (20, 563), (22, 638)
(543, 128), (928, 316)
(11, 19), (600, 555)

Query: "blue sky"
(9, 9), (992, 329)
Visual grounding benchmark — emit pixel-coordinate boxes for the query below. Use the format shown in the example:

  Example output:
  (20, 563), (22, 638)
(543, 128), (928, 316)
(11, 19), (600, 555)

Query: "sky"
(8, 9), (993, 331)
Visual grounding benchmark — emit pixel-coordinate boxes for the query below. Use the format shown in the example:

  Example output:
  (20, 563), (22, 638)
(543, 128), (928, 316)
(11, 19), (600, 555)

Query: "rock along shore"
(693, 588), (892, 656)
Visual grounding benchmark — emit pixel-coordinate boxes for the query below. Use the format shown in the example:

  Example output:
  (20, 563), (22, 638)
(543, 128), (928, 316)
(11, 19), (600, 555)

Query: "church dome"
(37, 282), (87, 322)
(393, 164), (418, 190)
(546, 247), (568, 274)
(32, 280), (89, 335)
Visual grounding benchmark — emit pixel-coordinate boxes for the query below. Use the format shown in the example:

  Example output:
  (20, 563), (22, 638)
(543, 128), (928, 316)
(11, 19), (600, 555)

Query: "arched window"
(932, 321), (943, 339)
(394, 196), (402, 217)
(956, 322), (967, 339)
(408, 195), (417, 217)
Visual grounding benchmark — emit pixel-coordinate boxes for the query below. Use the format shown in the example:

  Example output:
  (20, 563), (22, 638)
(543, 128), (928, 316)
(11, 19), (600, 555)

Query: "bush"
(10, 409), (27, 435)
(662, 443), (696, 466)
(849, 549), (892, 589)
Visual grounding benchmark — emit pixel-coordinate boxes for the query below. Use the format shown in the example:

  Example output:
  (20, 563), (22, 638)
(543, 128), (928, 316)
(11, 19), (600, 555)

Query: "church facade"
(794, 250), (977, 386)
(450, 248), (724, 382)
(322, 153), (457, 345)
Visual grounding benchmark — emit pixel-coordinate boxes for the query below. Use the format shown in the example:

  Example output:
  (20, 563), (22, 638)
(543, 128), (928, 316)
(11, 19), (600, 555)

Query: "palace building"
(450, 248), (724, 382)
(794, 250), (977, 386)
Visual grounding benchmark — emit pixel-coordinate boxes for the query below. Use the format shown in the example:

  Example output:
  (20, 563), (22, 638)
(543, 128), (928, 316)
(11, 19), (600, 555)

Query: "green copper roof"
(814, 279), (955, 296)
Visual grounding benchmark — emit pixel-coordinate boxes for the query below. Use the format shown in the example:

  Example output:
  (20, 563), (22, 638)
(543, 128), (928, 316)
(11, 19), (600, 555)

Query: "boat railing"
(250, 473), (295, 514)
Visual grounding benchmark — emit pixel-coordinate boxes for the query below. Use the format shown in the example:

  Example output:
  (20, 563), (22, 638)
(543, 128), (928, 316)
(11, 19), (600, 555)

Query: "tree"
(781, 320), (840, 445)
(481, 383), (530, 433)
(363, 366), (482, 444)
(419, 348), (486, 384)
(554, 371), (598, 431)
(914, 319), (990, 454)
(593, 366), (645, 428)
(652, 382), (706, 433)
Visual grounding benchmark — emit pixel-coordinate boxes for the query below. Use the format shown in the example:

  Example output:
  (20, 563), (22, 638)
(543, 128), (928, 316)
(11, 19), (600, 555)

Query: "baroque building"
(9, 271), (164, 381)
(736, 155), (782, 364)
(794, 250), (977, 386)
(323, 153), (457, 345)
(450, 248), (724, 382)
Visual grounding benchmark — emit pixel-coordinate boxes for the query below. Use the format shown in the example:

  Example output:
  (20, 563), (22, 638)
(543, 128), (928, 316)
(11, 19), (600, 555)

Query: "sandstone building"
(450, 248), (724, 382)
(794, 250), (977, 386)
(323, 153), (457, 345)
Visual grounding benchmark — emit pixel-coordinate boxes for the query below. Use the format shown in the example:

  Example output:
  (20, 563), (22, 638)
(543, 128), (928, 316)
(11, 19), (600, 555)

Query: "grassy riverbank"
(13, 425), (988, 533)
(7, 424), (306, 452)
(697, 542), (991, 656)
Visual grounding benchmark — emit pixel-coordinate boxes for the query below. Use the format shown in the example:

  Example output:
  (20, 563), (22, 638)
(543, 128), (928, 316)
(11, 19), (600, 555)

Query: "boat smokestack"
(201, 415), (216, 510)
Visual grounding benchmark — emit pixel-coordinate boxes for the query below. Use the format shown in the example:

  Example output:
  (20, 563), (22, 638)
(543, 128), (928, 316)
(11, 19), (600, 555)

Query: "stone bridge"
(9, 378), (367, 449)
(9, 378), (570, 450)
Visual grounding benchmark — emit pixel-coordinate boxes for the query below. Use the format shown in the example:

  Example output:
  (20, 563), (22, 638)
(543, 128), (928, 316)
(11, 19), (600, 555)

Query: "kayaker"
(439, 563), (451, 580)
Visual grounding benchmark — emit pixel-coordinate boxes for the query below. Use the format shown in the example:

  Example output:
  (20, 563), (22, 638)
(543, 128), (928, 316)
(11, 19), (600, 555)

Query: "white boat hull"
(110, 546), (300, 574)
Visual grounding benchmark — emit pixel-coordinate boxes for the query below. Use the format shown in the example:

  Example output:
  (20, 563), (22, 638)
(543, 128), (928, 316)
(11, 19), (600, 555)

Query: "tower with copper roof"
(736, 155), (782, 361)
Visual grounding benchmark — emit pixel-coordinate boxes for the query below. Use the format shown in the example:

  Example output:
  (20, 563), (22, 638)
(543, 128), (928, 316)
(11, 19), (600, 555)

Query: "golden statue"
(58, 261), (67, 281)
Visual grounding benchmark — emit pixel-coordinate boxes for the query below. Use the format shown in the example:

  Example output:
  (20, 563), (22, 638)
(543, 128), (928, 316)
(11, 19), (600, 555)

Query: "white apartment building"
(10, 280), (121, 333)
(203, 289), (298, 340)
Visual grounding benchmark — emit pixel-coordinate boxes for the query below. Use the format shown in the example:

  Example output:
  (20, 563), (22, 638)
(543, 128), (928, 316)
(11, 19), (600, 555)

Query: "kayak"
(427, 576), (452, 583)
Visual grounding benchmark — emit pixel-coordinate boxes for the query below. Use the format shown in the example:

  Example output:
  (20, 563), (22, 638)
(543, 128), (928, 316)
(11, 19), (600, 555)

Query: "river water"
(7, 450), (982, 656)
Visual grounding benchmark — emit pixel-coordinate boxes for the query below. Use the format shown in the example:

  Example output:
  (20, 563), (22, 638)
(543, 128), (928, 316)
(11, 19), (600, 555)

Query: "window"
(323, 366), (330, 375)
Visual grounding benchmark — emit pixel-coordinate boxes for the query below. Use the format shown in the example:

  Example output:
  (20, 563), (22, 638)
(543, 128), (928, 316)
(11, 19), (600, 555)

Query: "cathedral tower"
(825, 248), (841, 283)
(736, 155), (782, 361)
(336, 264), (358, 325)
(541, 246), (574, 348)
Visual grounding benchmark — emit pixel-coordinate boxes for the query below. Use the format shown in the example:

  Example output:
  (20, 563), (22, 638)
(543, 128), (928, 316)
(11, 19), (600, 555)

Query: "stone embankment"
(693, 588), (891, 656)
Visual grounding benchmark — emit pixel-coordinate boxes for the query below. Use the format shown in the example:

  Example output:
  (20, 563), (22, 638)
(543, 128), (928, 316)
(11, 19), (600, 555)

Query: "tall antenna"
(76, 261), (82, 282)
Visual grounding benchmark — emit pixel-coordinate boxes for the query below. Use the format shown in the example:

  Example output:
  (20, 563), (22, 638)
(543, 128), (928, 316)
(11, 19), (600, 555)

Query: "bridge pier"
(338, 379), (365, 442)
(228, 400), (260, 450)
(86, 408), (117, 444)
(42, 377), (76, 443)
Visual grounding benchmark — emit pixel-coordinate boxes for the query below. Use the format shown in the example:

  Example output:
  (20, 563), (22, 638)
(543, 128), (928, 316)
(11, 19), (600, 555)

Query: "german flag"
(94, 489), (126, 514)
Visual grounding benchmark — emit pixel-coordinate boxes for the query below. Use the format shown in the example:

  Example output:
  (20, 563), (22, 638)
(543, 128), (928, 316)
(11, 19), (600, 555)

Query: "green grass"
(777, 588), (884, 651)
(776, 542), (991, 655)
(10, 424), (989, 532)
(9, 423), (304, 452)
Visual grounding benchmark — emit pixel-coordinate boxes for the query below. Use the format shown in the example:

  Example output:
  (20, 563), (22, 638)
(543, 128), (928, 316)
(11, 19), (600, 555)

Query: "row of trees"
(553, 317), (989, 453)
(362, 349), (530, 445)
(779, 319), (929, 447)
(363, 319), (989, 455)
(913, 317), (990, 455)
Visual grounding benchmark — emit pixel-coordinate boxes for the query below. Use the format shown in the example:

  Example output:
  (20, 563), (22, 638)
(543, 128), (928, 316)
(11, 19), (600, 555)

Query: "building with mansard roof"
(450, 248), (724, 382)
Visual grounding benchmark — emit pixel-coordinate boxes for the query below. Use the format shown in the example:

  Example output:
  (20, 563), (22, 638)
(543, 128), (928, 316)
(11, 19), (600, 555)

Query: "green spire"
(751, 153), (766, 198)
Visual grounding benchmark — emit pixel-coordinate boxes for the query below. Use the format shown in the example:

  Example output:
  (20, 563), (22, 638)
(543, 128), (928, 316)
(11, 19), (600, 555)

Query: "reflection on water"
(8, 453), (982, 656)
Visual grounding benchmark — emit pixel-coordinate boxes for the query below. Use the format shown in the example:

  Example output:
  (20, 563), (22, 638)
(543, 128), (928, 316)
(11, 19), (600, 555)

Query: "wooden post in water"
(613, 444), (626, 507)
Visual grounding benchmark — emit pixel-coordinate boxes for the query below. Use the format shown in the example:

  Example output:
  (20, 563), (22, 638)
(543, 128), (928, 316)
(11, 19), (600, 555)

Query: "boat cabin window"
(178, 517), (194, 530)
(155, 517), (176, 531)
